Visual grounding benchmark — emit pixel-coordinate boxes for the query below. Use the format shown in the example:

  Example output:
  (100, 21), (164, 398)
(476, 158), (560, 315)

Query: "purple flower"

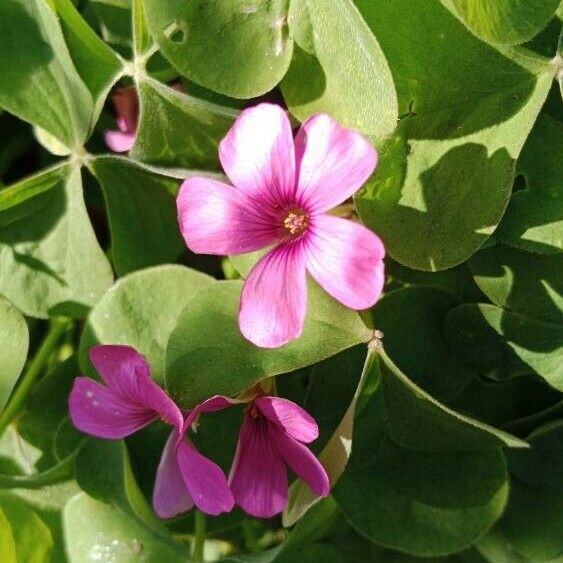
(104, 87), (138, 153)
(191, 393), (330, 519)
(68, 345), (234, 518)
(177, 103), (385, 348)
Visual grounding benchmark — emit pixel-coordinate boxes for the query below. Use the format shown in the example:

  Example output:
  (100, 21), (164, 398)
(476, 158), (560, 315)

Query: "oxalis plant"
(0, 0), (562, 562)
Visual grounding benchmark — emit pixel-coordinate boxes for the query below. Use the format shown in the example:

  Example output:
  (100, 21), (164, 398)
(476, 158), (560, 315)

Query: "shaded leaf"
(334, 389), (509, 557)
(131, 77), (237, 169)
(372, 287), (476, 402)
(469, 245), (563, 323)
(89, 156), (185, 275)
(444, 304), (563, 390)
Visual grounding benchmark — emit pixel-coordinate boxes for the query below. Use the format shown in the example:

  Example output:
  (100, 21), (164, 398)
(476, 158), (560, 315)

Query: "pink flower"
(177, 103), (385, 348)
(104, 87), (138, 153)
(190, 393), (330, 519)
(68, 345), (234, 518)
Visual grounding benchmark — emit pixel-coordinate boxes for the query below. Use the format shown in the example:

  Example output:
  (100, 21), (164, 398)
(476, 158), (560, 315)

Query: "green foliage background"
(0, 0), (561, 561)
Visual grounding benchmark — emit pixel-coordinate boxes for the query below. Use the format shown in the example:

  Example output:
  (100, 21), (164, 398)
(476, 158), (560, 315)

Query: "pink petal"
(255, 397), (319, 443)
(89, 346), (183, 431)
(219, 103), (296, 206)
(305, 215), (385, 310)
(184, 395), (239, 431)
(104, 129), (136, 153)
(269, 423), (330, 497)
(229, 415), (288, 518)
(153, 431), (194, 518)
(294, 114), (377, 214)
(239, 243), (307, 348)
(176, 440), (234, 516)
(112, 87), (138, 133)
(69, 377), (156, 439)
(177, 176), (281, 255)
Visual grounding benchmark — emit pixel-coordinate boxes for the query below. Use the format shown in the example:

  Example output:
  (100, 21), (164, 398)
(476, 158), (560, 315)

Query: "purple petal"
(104, 130), (136, 153)
(89, 345), (183, 431)
(184, 395), (239, 431)
(177, 176), (281, 256)
(176, 440), (234, 516)
(269, 423), (330, 497)
(239, 243), (307, 348)
(255, 397), (319, 443)
(294, 113), (377, 214)
(305, 215), (385, 310)
(153, 431), (194, 518)
(229, 415), (288, 518)
(69, 377), (155, 439)
(219, 103), (296, 206)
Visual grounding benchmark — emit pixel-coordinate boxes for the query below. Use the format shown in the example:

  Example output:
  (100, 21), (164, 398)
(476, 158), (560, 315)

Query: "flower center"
(283, 209), (309, 236)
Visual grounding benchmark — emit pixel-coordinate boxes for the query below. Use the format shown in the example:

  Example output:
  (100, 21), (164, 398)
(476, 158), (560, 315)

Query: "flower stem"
(0, 317), (71, 435)
(193, 510), (206, 562)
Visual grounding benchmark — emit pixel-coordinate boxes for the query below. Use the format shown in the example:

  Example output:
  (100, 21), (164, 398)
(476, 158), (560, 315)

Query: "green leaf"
(51, 0), (124, 125)
(469, 245), (563, 323)
(441, 0), (561, 45)
(500, 422), (563, 560)
(64, 492), (188, 563)
(496, 114), (563, 254)
(0, 492), (53, 563)
(89, 156), (185, 275)
(0, 0), (93, 149)
(166, 280), (371, 408)
(379, 351), (528, 450)
(131, 77), (237, 169)
(334, 390), (509, 557)
(0, 164), (113, 319)
(142, 0), (294, 98)
(444, 304), (563, 390)
(372, 287), (476, 402)
(89, 0), (133, 49)
(0, 505), (16, 563)
(281, 0), (398, 137)
(386, 259), (485, 302)
(354, 0), (552, 271)
(80, 265), (215, 385)
(283, 347), (377, 526)
(133, 0), (152, 56)
(0, 298), (29, 412)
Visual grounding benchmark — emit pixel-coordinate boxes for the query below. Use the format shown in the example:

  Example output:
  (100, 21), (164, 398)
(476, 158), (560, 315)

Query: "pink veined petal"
(255, 397), (319, 443)
(153, 431), (194, 518)
(69, 377), (156, 439)
(239, 242), (308, 348)
(176, 440), (234, 516)
(229, 415), (288, 518)
(89, 346), (183, 431)
(294, 113), (377, 214)
(269, 423), (330, 498)
(305, 215), (386, 310)
(219, 103), (296, 207)
(184, 395), (240, 432)
(177, 176), (281, 256)
(104, 129), (136, 153)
